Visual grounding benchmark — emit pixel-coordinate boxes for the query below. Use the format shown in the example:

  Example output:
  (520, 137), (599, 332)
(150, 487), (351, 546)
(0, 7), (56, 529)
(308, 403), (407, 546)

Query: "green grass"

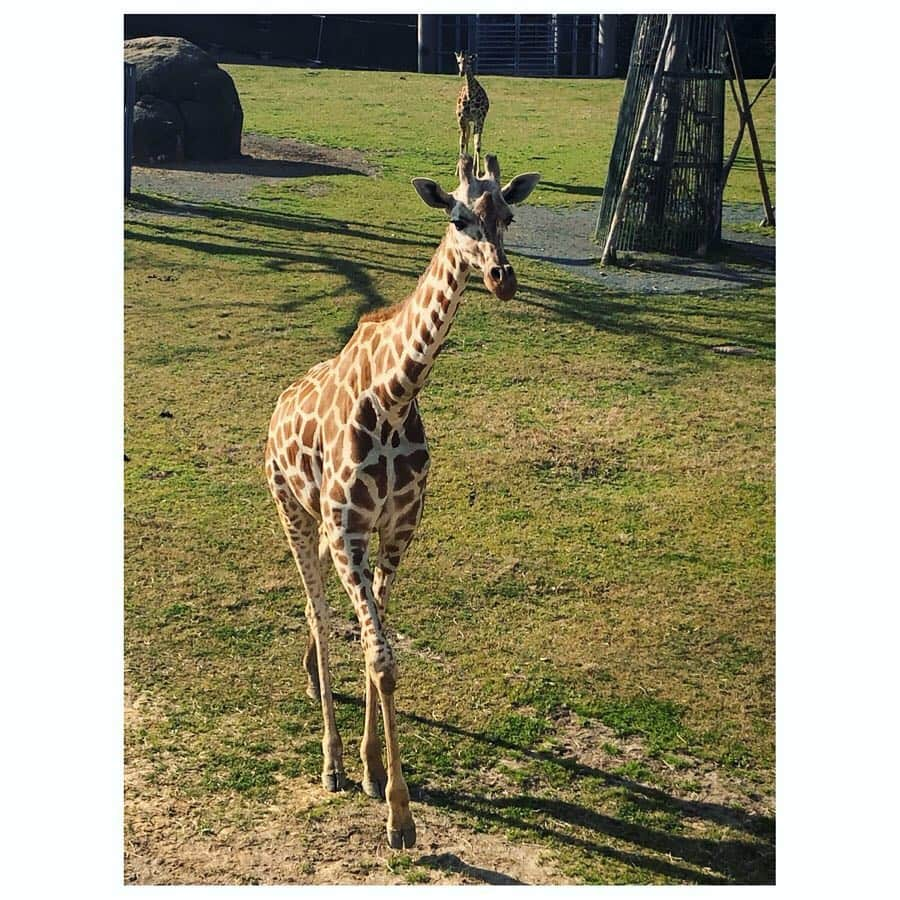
(231, 66), (774, 208)
(125, 65), (774, 885)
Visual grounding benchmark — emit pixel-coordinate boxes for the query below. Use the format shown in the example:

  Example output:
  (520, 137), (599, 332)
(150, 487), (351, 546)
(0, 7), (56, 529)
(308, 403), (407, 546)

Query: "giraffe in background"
(455, 51), (490, 176)
(265, 154), (539, 849)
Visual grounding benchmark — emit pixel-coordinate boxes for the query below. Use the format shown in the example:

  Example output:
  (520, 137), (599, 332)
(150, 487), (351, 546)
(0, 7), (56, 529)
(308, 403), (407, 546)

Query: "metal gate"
(427, 14), (608, 76)
(471, 15), (559, 76)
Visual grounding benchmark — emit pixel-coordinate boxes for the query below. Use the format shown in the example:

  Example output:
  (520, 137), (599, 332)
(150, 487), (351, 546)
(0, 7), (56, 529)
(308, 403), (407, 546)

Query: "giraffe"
(264, 154), (539, 850)
(455, 51), (490, 176)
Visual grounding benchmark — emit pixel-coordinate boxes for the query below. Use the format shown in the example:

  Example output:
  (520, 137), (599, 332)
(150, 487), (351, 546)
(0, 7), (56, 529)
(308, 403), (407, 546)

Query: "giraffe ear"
(501, 173), (541, 206)
(412, 178), (454, 211)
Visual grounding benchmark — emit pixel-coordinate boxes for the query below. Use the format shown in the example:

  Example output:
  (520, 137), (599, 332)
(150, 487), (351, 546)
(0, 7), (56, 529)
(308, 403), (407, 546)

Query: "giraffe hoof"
(322, 770), (347, 792)
(363, 775), (387, 801)
(387, 822), (416, 850)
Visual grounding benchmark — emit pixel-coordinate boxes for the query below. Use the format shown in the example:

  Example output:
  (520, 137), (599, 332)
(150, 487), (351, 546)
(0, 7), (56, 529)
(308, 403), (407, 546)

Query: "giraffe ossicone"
(265, 154), (539, 850)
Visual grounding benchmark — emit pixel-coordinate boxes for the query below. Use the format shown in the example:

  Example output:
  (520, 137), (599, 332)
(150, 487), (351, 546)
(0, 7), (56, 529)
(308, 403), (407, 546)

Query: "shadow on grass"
(418, 853), (526, 885)
(331, 692), (774, 885)
(538, 181), (605, 198)
(125, 193), (434, 338)
(515, 238), (774, 292)
(136, 156), (368, 179)
(125, 192), (774, 360)
(517, 274), (775, 360)
(127, 193), (432, 247)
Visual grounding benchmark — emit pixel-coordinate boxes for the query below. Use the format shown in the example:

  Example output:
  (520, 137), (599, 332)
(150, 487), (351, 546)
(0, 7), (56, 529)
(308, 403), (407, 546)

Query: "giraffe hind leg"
(303, 631), (320, 701)
(267, 463), (346, 792)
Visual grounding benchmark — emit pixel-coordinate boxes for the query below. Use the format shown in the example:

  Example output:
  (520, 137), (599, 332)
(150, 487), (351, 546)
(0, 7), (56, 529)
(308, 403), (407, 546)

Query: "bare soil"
(125, 689), (570, 885)
(130, 132), (377, 206)
(125, 678), (772, 885)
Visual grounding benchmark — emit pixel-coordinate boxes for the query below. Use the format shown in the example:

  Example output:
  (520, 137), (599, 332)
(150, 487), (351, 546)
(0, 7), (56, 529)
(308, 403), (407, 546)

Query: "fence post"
(596, 15), (618, 77)
(124, 62), (136, 197)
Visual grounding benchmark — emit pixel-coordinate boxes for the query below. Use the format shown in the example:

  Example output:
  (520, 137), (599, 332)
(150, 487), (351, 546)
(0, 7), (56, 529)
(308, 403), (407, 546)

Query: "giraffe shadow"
(417, 853), (525, 885)
(331, 692), (775, 884)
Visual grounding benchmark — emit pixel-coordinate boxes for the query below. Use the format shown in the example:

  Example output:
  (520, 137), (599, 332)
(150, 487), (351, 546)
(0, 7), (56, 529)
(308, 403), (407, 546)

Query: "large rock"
(125, 36), (243, 162)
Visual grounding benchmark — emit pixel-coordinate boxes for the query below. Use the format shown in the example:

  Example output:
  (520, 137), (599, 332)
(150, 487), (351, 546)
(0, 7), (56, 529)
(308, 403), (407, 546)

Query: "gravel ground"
(129, 134), (774, 296)
(506, 201), (774, 295)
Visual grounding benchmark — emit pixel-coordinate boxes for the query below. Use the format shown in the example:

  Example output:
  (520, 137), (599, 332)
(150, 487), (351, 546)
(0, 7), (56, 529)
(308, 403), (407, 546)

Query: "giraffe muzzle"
(485, 264), (517, 300)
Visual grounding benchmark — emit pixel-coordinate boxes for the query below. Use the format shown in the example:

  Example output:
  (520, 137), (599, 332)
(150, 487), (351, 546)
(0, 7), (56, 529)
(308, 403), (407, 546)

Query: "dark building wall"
(125, 14), (774, 79)
(614, 14), (775, 78)
(730, 14), (776, 77)
(124, 14), (417, 72)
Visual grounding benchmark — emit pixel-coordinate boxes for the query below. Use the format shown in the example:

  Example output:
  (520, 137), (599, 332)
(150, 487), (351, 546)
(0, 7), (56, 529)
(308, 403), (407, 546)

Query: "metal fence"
(124, 62), (136, 197)
(595, 15), (727, 256)
(433, 14), (607, 77)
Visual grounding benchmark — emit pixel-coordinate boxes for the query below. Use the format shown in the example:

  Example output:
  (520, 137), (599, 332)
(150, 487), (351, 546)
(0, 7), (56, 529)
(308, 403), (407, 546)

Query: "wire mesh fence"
(595, 15), (728, 256)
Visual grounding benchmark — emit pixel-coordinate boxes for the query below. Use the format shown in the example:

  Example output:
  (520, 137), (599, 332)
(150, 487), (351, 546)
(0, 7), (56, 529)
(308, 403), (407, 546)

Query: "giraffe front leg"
(361, 670), (387, 799)
(326, 522), (416, 848)
(359, 566), (390, 799)
(473, 128), (484, 177)
(460, 119), (474, 158)
(380, 686), (415, 849)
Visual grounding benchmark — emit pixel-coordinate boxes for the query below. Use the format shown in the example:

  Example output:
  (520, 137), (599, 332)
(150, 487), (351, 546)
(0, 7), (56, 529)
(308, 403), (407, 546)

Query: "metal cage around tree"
(595, 15), (728, 257)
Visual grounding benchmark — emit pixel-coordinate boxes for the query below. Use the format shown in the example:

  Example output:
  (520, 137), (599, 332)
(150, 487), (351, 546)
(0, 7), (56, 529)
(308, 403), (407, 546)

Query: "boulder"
(132, 96), (184, 163)
(124, 36), (243, 162)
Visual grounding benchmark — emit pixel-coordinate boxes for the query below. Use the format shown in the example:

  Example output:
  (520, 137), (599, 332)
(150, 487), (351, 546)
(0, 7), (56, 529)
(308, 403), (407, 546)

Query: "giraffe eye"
(452, 219), (467, 231)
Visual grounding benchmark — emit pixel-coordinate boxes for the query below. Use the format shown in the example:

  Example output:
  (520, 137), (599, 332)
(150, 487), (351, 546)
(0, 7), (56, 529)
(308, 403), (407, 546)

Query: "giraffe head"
(455, 51), (476, 76)
(412, 154), (540, 301)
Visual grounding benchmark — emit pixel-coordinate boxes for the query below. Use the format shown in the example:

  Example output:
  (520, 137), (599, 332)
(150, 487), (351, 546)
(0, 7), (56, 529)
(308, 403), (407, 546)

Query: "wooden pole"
(725, 18), (775, 226)
(600, 15), (676, 266)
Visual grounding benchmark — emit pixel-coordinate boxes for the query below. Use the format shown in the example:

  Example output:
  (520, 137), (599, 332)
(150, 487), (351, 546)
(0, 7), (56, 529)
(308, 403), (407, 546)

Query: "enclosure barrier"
(595, 15), (727, 258)
(124, 62), (136, 197)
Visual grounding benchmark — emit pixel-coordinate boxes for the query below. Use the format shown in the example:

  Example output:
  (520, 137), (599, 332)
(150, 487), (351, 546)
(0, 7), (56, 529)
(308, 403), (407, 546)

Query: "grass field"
(124, 65), (775, 884)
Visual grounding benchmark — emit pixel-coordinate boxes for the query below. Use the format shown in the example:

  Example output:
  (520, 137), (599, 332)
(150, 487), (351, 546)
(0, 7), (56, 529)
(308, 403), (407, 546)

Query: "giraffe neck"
(465, 70), (479, 95)
(374, 230), (469, 411)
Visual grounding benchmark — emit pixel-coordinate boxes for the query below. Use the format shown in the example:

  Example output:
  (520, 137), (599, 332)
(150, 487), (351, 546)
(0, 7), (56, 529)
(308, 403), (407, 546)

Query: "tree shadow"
(125, 193), (436, 337)
(331, 693), (775, 885)
(127, 192), (432, 247)
(136, 156), (368, 179)
(516, 274), (774, 360)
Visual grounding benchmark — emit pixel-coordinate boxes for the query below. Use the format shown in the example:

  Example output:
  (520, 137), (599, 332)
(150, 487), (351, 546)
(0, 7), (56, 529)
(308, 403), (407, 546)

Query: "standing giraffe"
(455, 51), (490, 176)
(265, 154), (539, 849)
